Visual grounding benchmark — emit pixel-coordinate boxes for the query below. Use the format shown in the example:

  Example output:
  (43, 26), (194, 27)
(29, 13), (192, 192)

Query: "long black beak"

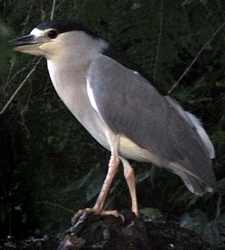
(13, 34), (37, 47)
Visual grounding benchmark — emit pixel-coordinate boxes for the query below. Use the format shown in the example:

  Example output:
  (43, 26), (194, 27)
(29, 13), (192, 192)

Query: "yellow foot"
(71, 208), (124, 226)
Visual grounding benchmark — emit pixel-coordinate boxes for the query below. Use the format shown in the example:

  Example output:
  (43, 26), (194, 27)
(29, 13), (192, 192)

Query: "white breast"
(47, 60), (161, 164)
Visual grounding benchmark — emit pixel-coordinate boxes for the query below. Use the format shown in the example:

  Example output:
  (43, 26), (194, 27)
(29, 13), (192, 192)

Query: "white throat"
(46, 32), (108, 120)
(45, 33), (109, 148)
(46, 31), (108, 65)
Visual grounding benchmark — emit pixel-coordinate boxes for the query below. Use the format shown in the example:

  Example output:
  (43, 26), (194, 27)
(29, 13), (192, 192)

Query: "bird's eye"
(47, 30), (58, 39)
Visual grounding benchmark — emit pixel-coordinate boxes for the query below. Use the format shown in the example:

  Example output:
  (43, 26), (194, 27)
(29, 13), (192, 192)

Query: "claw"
(66, 208), (137, 237)
(100, 210), (125, 223)
(71, 208), (126, 227)
(71, 208), (95, 226)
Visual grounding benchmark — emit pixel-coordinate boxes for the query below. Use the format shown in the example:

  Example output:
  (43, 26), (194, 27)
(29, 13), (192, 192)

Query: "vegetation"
(0, 0), (225, 248)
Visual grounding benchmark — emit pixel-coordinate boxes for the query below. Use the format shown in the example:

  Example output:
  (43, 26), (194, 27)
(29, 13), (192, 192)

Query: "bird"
(14, 20), (216, 218)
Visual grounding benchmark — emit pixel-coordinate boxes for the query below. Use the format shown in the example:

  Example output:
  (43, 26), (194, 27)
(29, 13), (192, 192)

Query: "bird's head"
(14, 21), (107, 60)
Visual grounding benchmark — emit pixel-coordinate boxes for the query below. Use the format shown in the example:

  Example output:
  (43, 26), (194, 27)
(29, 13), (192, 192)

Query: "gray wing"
(165, 96), (215, 159)
(87, 55), (215, 193)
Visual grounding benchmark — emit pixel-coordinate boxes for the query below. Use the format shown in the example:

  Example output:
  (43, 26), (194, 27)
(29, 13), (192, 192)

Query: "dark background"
(0, 0), (225, 248)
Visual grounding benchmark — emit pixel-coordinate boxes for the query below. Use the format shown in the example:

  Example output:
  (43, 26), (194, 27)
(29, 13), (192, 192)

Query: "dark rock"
(58, 211), (212, 250)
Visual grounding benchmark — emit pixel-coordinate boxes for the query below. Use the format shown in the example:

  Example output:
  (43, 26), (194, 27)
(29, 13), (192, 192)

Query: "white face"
(14, 27), (70, 58)
(30, 28), (46, 37)
(14, 26), (106, 62)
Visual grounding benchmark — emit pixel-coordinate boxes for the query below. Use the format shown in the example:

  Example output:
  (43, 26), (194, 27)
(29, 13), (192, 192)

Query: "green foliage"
(180, 210), (225, 247)
(0, 0), (224, 248)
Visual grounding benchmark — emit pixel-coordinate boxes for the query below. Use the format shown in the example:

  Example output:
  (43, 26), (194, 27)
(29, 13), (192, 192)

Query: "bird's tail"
(168, 162), (215, 195)
(180, 172), (214, 195)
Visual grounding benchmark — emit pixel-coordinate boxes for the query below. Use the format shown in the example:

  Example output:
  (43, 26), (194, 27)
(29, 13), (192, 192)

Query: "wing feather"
(87, 55), (215, 191)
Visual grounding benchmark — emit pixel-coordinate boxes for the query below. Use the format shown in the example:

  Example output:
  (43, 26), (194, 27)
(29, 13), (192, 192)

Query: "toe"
(71, 208), (98, 225)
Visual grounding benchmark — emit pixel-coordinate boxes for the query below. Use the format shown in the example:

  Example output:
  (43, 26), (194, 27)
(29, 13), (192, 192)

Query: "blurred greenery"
(0, 0), (225, 248)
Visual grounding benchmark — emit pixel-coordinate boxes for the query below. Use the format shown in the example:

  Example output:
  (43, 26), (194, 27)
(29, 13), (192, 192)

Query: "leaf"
(140, 207), (163, 220)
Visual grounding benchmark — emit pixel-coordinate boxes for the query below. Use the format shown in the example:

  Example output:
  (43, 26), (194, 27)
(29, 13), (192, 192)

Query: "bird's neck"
(46, 39), (108, 121)
(47, 57), (88, 114)
(46, 37), (108, 96)
(47, 35), (108, 67)
(45, 35), (108, 125)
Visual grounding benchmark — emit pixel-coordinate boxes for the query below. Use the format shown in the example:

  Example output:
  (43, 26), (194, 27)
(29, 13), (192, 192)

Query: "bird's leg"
(93, 152), (120, 212)
(92, 131), (120, 213)
(121, 158), (139, 216)
(72, 132), (120, 225)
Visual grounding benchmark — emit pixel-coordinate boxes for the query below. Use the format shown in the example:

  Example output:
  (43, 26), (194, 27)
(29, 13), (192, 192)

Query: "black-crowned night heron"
(14, 21), (215, 218)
